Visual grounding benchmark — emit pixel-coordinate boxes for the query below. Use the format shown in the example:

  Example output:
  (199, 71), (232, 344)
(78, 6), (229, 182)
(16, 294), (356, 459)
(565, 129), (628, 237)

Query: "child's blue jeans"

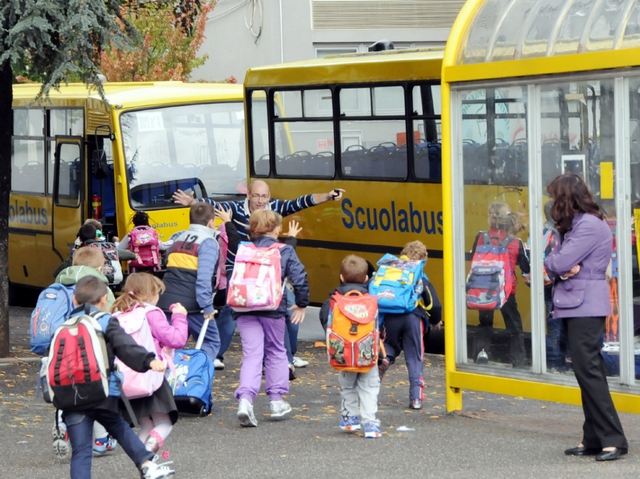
(64, 408), (153, 479)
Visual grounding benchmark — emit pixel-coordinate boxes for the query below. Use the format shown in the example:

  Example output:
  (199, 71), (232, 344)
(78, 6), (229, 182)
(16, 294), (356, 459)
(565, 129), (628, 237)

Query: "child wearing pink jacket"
(111, 273), (188, 459)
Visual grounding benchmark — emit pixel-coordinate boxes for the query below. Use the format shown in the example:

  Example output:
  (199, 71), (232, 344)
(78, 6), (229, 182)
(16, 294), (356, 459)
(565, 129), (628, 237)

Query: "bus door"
(52, 136), (85, 260)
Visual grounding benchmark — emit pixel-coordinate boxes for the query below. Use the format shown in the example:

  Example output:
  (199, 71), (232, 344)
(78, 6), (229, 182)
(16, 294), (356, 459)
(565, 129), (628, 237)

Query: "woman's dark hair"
(547, 173), (603, 233)
(132, 211), (150, 227)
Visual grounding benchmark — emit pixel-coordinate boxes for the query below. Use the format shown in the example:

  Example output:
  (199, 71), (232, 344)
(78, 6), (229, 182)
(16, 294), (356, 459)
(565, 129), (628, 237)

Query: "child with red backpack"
(118, 211), (174, 273)
(50, 275), (174, 479)
(227, 209), (309, 427)
(469, 202), (530, 367)
(319, 254), (382, 438)
(111, 273), (188, 459)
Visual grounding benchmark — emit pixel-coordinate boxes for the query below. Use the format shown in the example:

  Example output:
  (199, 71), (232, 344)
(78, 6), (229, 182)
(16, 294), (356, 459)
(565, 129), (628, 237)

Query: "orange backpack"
(326, 290), (379, 373)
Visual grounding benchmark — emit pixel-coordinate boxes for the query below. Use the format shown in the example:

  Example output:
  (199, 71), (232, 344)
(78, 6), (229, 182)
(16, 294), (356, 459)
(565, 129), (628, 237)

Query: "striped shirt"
(199, 194), (316, 274)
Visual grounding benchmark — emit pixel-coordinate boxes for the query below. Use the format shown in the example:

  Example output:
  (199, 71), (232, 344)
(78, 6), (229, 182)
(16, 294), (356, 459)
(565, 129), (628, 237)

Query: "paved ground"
(3, 305), (640, 478)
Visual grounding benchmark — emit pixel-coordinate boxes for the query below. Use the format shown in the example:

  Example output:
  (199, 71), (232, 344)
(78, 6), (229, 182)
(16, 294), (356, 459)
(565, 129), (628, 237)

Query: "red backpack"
(227, 242), (283, 312)
(128, 226), (160, 272)
(466, 232), (514, 310)
(45, 310), (111, 411)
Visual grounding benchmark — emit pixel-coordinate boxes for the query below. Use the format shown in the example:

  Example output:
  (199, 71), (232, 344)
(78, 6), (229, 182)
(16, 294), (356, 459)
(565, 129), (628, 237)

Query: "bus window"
(48, 108), (84, 194)
(121, 102), (247, 207)
(251, 90), (270, 176)
(12, 108), (45, 193)
(56, 142), (82, 206)
(273, 89), (335, 178)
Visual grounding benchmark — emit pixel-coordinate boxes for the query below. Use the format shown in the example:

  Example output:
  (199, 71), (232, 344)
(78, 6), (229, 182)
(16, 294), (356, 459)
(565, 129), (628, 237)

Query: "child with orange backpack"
(319, 254), (382, 438)
(111, 273), (188, 459)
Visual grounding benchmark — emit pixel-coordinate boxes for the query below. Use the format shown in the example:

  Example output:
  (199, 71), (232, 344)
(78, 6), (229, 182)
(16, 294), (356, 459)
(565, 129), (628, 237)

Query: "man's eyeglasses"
(250, 193), (269, 200)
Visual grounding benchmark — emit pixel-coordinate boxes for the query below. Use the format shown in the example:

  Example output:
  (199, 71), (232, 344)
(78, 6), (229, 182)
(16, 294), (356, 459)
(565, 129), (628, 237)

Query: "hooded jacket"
(55, 265), (116, 309)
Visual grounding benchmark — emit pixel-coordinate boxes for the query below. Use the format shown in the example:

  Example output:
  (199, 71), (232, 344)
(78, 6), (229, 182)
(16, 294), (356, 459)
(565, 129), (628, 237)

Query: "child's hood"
(56, 265), (110, 286)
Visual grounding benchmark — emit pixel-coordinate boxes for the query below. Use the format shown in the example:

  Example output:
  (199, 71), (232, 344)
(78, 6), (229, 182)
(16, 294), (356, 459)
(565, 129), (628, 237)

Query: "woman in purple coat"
(544, 174), (628, 462)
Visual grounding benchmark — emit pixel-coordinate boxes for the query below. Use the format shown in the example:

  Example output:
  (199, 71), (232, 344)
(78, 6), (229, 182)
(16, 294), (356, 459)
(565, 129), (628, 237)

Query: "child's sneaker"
(93, 435), (118, 456)
(270, 400), (292, 419)
(140, 459), (175, 478)
(237, 398), (258, 427)
(339, 415), (361, 432)
(52, 423), (71, 460)
(363, 422), (382, 439)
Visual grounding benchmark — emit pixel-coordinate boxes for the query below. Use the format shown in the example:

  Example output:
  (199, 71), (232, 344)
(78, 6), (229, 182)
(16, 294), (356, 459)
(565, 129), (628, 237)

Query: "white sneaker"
(270, 400), (292, 419)
(140, 459), (175, 479)
(52, 423), (71, 460)
(237, 398), (258, 427)
(214, 359), (225, 370)
(292, 356), (309, 368)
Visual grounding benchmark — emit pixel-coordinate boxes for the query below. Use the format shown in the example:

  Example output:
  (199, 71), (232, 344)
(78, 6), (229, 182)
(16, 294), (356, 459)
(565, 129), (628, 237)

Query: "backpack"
(466, 232), (514, 310)
(45, 309), (110, 412)
(87, 242), (123, 285)
(326, 290), (380, 373)
(227, 242), (283, 312)
(30, 283), (76, 355)
(368, 254), (425, 315)
(128, 226), (161, 272)
(113, 305), (164, 399)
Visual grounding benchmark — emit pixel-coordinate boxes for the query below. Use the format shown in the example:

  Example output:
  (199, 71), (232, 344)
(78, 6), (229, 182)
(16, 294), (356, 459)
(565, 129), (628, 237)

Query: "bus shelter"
(442, 0), (640, 413)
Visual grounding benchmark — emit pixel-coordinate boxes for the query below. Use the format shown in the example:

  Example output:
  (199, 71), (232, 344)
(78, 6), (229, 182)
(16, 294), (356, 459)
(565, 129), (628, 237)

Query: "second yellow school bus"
(244, 49), (445, 304)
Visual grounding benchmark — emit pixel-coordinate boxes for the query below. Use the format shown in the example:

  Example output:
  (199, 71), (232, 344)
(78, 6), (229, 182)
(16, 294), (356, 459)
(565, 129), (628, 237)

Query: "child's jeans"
(339, 367), (381, 426)
(235, 315), (289, 402)
(64, 409), (153, 479)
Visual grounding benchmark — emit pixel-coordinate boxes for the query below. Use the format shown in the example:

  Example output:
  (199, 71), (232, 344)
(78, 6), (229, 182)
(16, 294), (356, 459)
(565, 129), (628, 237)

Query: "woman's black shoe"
(564, 446), (600, 456)
(595, 448), (627, 461)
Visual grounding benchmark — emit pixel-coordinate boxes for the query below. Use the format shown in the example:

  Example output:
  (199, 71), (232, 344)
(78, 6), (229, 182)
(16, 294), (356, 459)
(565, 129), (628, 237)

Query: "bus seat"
(387, 145), (408, 178)
(489, 138), (510, 185)
(415, 143), (431, 179)
(428, 141), (442, 182)
(309, 151), (334, 176)
(19, 162), (45, 192)
(504, 139), (527, 186)
(341, 145), (367, 176)
(541, 139), (562, 188)
(463, 140), (488, 185)
(254, 154), (270, 176)
(363, 145), (389, 177)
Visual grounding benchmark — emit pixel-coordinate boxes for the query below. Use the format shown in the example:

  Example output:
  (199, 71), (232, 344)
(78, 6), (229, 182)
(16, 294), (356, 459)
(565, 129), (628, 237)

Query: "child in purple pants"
(230, 209), (310, 427)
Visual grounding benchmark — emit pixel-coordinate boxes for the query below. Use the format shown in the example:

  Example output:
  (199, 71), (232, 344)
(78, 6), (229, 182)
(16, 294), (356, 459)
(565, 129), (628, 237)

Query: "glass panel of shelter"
(461, 86), (531, 371)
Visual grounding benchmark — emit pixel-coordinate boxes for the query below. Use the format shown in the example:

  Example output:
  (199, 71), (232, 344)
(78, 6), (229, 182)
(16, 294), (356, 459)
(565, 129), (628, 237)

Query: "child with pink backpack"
(111, 273), (188, 459)
(118, 211), (174, 273)
(221, 208), (310, 427)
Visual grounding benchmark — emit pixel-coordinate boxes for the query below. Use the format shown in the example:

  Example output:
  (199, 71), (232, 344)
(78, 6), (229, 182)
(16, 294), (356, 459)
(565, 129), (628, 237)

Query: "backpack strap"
(499, 235), (515, 248)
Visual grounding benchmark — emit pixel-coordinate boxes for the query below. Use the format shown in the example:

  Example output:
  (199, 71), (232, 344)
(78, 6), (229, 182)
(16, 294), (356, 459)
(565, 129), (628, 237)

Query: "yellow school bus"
(244, 49), (444, 304)
(443, 0), (640, 412)
(10, 81), (247, 293)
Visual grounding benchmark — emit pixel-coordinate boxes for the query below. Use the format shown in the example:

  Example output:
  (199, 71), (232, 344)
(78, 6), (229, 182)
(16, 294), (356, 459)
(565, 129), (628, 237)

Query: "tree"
(0, 0), (135, 357)
(99, 0), (214, 82)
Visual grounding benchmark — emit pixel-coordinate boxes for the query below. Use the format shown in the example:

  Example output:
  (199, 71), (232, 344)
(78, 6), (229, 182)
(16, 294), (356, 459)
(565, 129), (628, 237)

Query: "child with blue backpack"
(31, 247), (119, 459)
(111, 272), (188, 459)
(374, 241), (442, 410)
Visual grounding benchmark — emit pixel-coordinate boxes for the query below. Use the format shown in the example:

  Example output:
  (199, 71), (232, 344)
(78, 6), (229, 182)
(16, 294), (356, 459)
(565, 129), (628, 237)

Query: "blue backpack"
(369, 254), (426, 315)
(167, 348), (214, 416)
(30, 283), (75, 355)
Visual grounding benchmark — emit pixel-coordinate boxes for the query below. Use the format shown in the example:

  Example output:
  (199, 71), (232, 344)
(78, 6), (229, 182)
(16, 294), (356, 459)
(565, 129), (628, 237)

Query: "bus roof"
(245, 48), (444, 88)
(446, 0), (640, 68)
(12, 81), (244, 109)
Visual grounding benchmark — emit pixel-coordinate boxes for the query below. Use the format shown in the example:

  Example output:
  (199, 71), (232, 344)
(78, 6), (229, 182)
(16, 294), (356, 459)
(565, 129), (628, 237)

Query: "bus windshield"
(121, 101), (247, 207)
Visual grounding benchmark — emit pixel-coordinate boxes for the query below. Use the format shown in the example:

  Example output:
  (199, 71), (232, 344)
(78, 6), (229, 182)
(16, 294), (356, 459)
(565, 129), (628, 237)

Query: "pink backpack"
(113, 305), (165, 399)
(128, 226), (160, 272)
(227, 242), (283, 312)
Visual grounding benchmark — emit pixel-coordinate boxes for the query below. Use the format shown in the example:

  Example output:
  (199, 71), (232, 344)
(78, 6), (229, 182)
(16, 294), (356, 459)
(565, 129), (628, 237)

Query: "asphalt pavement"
(3, 305), (640, 478)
